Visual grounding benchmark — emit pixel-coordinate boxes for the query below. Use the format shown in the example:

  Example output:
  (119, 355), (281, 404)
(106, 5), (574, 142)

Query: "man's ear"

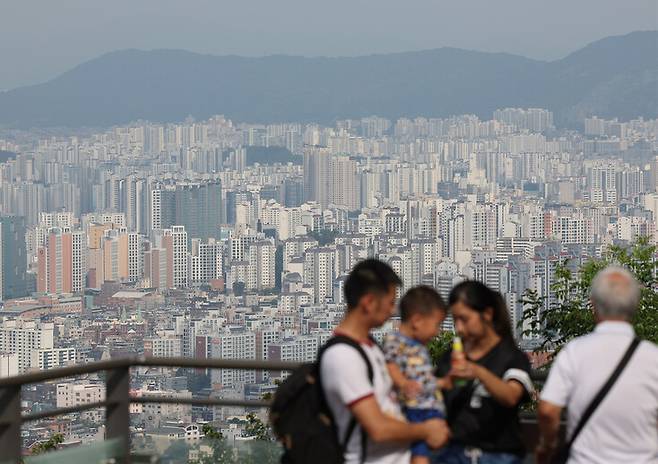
(360, 293), (376, 314)
(409, 312), (422, 328)
(483, 307), (494, 323)
(590, 300), (601, 322)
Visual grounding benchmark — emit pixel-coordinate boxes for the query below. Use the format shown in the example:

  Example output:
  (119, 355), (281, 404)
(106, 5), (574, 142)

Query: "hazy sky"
(1, 0), (656, 91)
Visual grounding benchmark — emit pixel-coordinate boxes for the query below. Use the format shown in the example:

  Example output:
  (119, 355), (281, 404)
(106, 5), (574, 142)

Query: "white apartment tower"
(303, 247), (336, 304)
(330, 155), (360, 211)
(169, 226), (188, 288)
(247, 239), (276, 291)
(0, 320), (54, 373)
(189, 238), (223, 285)
(210, 330), (257, 389)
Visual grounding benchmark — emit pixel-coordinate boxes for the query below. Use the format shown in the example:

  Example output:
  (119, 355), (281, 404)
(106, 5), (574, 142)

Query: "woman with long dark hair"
(433, 281), (533, 464)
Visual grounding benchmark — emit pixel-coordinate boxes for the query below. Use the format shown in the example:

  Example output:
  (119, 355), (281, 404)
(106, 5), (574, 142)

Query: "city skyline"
(0, 105), (656, 460)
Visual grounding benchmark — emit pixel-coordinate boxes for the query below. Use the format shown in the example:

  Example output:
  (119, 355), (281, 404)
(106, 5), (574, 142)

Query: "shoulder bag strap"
(562, 337), (641, 454)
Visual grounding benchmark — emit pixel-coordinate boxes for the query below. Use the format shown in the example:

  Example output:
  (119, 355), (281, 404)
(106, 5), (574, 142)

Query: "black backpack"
(270, 335), (374, 464)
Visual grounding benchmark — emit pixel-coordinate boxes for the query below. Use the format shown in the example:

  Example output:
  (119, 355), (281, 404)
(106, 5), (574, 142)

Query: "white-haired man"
(536, 266), (658, 463)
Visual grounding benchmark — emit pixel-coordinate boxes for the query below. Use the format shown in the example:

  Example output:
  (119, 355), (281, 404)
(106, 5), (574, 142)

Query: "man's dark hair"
(400, 285), (447, 322)
(344, 259), (402, 310)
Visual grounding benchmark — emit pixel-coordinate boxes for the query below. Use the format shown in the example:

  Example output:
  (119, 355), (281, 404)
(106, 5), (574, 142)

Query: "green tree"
(520, 237), (658, 356)
(427, 330), (454, 365)
(202, 423), (222, 440)
(245, 412), (271, 440)
(30, 433), (64, 455)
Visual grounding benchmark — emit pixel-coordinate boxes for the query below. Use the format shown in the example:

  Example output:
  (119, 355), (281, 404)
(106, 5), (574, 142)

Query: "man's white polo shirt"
(320, 336), (411, 464)
(540, 321), (658, 464)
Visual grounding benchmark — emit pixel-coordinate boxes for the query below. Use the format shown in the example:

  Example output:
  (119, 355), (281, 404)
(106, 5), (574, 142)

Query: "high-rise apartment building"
(228, 229), (261, 263)
(143, 241), (169, 290)
(145, 226), (189, 289)
(36, 227), (85, 294)
(302, 150), (363, 210)
(0, 320), (54, 373)
(330, 155), (360, 211)
(303, 246), (336, 304)
(494, 108), (554, 132)
(31, 348), (77, 371)
(210, 330), (256, 389)
(189, 238), (223, 285)
(88, 227), (144, 288)
(247, 239), (276, 291)
(158, 226), (188, 288)
(56, 382), (105, 408)
(589, 162), (617, 203)
(303, 146), (332, 208)
(122, 175), (149, 234)
(144, 336), (183, 358)
(584, 117), (605, 137)
(0, 216), (30, 301)
(283, 178), (304, 207)
(150, 180), (222, 244)
(0, 353), (18, 378)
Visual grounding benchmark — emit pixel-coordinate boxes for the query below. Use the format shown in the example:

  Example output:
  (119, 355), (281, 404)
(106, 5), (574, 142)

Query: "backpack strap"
(318, 334), (375, 464)
(325, 335), (375, 382)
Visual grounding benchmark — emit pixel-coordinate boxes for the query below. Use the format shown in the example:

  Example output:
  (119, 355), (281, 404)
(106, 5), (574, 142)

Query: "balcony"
(0, 357), (550, 463)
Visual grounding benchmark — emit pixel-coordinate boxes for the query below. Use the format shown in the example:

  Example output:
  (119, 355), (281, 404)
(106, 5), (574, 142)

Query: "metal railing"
(0, 357), (300, 463)
(0, 357), (549, 463)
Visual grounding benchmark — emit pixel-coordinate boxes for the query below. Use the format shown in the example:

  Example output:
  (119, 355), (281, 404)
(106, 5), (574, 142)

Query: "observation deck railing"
(0, 357), (549, 463)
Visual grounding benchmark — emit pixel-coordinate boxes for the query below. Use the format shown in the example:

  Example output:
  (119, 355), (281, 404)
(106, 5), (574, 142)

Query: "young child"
(383, 285), (448, 464)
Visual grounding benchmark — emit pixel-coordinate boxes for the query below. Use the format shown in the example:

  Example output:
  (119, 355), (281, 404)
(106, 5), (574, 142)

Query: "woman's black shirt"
(435, 339), (533, 455)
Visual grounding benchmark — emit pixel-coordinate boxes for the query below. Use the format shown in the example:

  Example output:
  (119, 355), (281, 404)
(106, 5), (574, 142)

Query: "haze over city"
(1, 0), (656, 90)
(0, 1), (656, 463)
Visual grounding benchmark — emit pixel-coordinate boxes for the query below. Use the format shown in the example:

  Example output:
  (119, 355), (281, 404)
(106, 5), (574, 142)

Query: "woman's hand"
(436, 376), (452, 390)
(451, 362), (526, 408)
(448, 360), (480, 381)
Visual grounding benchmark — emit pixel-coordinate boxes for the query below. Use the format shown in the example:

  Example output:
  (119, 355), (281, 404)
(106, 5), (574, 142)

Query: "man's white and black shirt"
(320, 333), (411, 464)
(541, 321), (658, 464)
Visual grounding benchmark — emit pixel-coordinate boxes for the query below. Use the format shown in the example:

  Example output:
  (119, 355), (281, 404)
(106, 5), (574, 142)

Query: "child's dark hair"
(400, 285), (447, 322)
(448, 280), (514, 340)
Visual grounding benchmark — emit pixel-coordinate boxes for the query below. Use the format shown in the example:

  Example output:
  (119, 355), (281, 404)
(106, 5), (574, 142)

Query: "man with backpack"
(271, 259), (449, 463)
(320, 259), (449, 463)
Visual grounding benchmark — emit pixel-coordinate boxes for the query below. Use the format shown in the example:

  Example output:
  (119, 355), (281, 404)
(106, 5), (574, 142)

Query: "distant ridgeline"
(0, 31), (655, 128)
(245, 146), (301, 166)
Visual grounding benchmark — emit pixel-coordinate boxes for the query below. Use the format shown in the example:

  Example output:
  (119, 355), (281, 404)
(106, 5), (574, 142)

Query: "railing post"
(105, 365), (130, 463)
(0, 386), (21, 463)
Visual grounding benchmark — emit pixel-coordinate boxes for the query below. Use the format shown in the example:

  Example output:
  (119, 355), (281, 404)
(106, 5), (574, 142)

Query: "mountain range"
(0, 30), (655, 129)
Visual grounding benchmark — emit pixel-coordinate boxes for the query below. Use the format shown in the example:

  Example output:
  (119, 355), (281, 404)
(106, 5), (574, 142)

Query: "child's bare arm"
(387, 362), (422, 398)
(387, 362), (409, 389)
